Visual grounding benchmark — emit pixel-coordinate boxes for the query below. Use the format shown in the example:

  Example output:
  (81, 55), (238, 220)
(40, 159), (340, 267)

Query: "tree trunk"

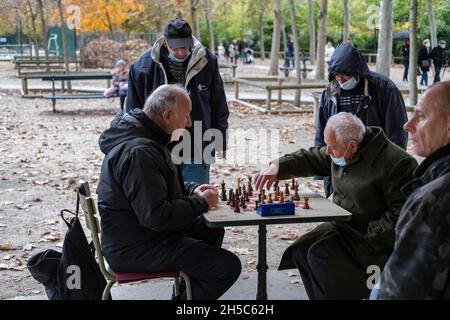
(37, 0), (49, 70)
(57, 0), (71, 89)
(259, 11), (266, 61)
(375, 0), (393, 77)
(202, 0), (215, 53)
(26, 0), (40, 57)
(287, 0), (301, 107)
(308, 0), (316, 65)
(190, 0), (200, 39)
(427, 0), (437, 48)
(281, 14), (287, 55)
(104, 6), (114, 39)
(315, 0), (327, 80)
(268, 0), (281, 75)
(409, 0), (418, 106)
(343, 0), (350, 43)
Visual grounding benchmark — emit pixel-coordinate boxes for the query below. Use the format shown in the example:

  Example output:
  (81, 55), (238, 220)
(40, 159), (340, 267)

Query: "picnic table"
(14, 58), (81, 75)
(42, 72), (112, 112)
(204, 187), (351, 300)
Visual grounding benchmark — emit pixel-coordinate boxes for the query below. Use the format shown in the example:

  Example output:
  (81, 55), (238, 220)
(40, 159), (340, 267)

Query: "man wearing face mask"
(430, 40), (448, 84)
(315, 43), (408, 198)
(254, 112), (417, 299)
(126, 17), (229, 185)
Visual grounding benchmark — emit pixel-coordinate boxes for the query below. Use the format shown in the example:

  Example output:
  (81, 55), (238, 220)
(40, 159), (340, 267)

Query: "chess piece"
(302, 197), (310, 209)
(284, 183), (290, 196)
(261, 189), (266, 201)
(268, 193), (273, 203)
(220, 181), (227, 201)
(244, 191), (250, 202)
(291, 178), (296, 190)
(258, 193), (262, 203)
(247, 180), (253, 197)
(279, 194), (284, 203)
(236, 177), (241, 189)
(293, 185), (300, 201)
(254, 200), (259, 211)
(240, 197), (247, 209)
(227, 189), (233, 205)
(234, 198), (241, 213)
(273, 180), (279, 192)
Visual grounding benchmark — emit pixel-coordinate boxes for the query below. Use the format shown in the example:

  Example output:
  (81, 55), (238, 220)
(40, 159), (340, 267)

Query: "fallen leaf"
(33, 180), (49, 185)
(15, 204), (31, 210)
(0, 201), (13, 206)
(287, 272), (297, 277)
(3, 254), (11, 261)
(231, 227), (244, 234)
(246, 259), (256, 265)
(290, 279), (301, 284)
(22, 244), (35, 252)
(279, 231), (300, 241)
(227, 247), (251, 255)
(0, 224), (7, 228)
(0, 244), (12, 251)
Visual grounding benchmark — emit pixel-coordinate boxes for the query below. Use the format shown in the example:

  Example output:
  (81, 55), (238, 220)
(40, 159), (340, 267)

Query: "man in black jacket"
(97, 84), (241, 300)
(126, 18), (229, 185)
(430, 40), (448, 83)
(315, 43), (408, 197)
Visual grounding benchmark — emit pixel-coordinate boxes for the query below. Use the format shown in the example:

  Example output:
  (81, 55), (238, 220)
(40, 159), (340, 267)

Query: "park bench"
(42, 72), (113, 112)
(280, 54), (312, 79)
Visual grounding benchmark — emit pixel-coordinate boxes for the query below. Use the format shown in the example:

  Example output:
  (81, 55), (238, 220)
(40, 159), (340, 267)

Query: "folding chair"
(77, 181), (192, 300)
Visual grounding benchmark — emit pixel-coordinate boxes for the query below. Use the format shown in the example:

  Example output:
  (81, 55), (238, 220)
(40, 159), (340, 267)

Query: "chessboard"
(204, 177), (352, 227)
(218, 177), (311, 216)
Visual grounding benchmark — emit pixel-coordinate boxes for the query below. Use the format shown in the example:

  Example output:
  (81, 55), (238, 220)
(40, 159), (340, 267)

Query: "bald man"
(378, 81), (450, 299)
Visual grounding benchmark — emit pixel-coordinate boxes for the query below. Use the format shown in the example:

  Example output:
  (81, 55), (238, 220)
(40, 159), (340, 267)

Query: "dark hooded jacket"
(96, 109), (209, 272)
(315, 44), (408, 150)
(126, 37), (229, 160)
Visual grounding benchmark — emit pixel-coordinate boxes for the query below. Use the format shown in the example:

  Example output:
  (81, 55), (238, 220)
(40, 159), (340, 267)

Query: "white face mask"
(425, 44), (431, 48)
(440, 44), (446, 49)
(339, 77), (359, 91)
(330, 143), (351, 167)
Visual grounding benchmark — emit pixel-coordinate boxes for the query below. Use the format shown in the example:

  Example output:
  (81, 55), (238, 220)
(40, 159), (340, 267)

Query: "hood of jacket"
(99, 109), (171, 155)
(326, 43), (373, 101)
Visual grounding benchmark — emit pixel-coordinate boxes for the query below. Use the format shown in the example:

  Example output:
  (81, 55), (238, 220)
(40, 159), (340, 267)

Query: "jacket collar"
(401, 143), (450, 197)
(347, 127), (386, 167)
(150, 36), (208, 88)
(326, 77), (371, 108)
(128, 109), (172, 145)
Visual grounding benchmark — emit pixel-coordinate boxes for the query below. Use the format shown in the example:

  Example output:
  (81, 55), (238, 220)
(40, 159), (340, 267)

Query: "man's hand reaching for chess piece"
(254, 163), (279, 191)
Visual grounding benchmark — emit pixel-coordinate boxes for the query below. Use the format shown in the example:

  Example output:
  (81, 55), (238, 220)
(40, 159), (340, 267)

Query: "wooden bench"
(42, 73), (113, 112)
(15, 58), (81, 75)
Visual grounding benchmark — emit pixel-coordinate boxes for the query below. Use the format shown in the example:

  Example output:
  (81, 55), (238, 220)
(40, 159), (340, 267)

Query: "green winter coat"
(276, 127), (418, 299)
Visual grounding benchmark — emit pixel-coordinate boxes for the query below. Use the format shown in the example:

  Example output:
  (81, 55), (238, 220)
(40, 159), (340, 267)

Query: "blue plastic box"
(256, 202), (295, 217)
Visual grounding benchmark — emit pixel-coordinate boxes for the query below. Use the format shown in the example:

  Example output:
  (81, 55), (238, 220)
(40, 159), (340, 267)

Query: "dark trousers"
(166, 219), (241, 300)
(291, 231), (336, 300)
(403, 60), (409, 81)
(434, 64), (442, 83)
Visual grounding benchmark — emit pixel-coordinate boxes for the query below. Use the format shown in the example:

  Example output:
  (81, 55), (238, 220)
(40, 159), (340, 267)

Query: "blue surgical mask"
(330, 144), (350, 167)
(339, 77), (359, 91)
(168, 52), (191, 63)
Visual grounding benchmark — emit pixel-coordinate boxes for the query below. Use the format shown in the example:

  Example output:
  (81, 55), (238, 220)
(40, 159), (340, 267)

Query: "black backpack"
(28, 201), (109, 300)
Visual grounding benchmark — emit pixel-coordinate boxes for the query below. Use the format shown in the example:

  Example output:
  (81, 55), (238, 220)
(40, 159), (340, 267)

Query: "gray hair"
(326, 112), (365, 145)
(143, 84), (188, 117)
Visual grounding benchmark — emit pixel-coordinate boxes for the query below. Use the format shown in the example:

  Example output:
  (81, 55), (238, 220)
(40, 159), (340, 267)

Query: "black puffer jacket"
(96, 109), (208, 271)
(315, 44), (408, 150)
